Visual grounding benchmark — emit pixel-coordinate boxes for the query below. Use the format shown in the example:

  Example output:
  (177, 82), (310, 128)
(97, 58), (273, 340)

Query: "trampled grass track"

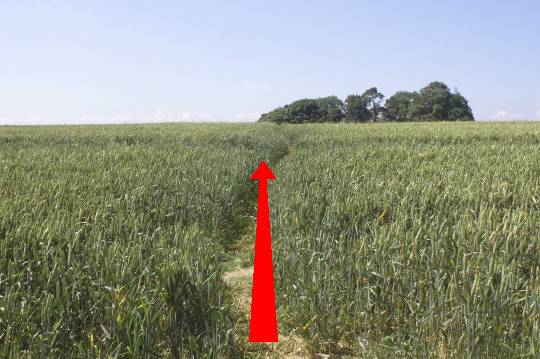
(1, 122), (540, 358)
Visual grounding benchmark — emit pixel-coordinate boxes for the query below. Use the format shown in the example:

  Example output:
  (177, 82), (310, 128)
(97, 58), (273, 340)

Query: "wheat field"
(1, 122), (539, 357)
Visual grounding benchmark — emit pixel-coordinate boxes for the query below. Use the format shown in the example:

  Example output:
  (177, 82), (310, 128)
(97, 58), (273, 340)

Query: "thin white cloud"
(191, 113), (213, 121)
(0, 110), (217, 125)
(151, 110), (214, 122)
(490, 110), (523, 121)
(234, 112), (260, 122)
(180, 111), (192, 120)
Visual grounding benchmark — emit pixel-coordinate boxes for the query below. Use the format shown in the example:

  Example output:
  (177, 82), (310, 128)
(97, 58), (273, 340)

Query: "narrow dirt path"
(223, 253), (310, 358)
(221, 198), (355, 358)
(220, 135), (328, 358)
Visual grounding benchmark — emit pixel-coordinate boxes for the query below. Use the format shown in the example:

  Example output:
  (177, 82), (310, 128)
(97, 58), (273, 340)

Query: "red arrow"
(249, 161), (279, 342)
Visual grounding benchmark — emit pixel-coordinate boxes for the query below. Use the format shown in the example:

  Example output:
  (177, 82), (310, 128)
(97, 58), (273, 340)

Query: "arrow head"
(250, 161), (276, 181)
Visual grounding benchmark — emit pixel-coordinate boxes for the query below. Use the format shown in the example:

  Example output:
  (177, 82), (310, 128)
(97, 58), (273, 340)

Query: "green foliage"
(316, 96), (346, 122)
(344, 94), (369, 122)
(259, 81), (474, 123)
(259, 96), (344, 124)
(409, 82), (474, 121)
(385, 91), (418, 122)
(361, 87), (385, 122)
(449, 91), (475, 120)
(344, 88), (384, 123)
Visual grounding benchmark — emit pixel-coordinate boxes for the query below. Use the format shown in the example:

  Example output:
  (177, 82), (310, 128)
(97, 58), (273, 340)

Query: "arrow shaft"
(249, 179), (278, 342)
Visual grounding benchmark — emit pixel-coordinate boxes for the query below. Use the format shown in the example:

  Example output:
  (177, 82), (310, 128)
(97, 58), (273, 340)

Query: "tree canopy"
(385, 91), (418, 122)
(259, 96), (345, 123)
(258, 81), (474, 123)
(344, 87), (385, 123)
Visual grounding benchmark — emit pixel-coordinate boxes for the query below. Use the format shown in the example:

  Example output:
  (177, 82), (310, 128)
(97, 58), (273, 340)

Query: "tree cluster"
(258, 81), (474, 123)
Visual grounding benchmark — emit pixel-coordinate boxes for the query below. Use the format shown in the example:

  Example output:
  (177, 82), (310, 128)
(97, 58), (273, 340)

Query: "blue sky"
(1, 0), (539, 124)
